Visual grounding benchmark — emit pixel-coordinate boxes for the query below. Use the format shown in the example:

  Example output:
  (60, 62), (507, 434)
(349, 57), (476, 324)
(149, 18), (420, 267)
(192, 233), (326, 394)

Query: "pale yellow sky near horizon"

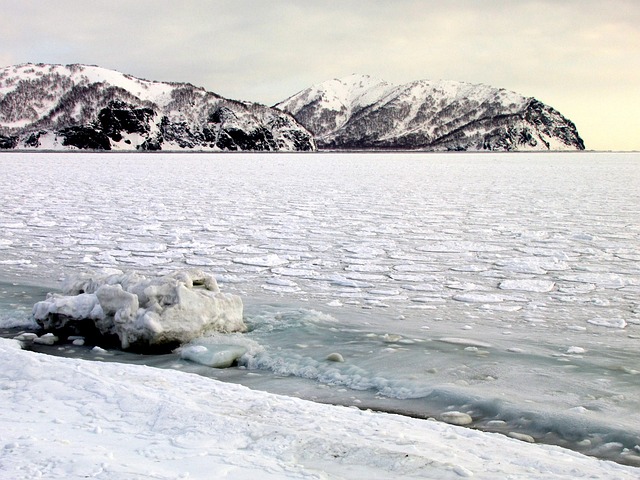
(1, 0), (638, 151)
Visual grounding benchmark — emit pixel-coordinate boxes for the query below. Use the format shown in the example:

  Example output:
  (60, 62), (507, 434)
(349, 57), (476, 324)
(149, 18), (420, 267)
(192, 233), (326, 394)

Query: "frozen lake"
(1, 151), (639, 465)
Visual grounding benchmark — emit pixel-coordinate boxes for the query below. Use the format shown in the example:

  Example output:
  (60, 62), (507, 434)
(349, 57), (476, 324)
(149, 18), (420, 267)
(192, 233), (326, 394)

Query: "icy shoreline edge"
(1, 337), (638, 479)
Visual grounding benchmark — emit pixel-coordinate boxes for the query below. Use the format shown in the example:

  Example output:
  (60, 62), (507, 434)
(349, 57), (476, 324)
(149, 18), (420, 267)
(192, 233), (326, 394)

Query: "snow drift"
(31, 269), (245, 351)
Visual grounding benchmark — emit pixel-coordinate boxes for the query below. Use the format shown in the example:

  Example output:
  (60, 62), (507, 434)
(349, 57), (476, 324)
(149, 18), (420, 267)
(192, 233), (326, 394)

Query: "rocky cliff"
(275, 74), (585, 151)
(0, 63), (315, 151)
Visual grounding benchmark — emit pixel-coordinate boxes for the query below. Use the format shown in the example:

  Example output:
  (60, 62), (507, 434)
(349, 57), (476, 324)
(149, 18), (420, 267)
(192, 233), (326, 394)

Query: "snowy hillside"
(0, 63), (316, 151)
(276, 74), (585, 151)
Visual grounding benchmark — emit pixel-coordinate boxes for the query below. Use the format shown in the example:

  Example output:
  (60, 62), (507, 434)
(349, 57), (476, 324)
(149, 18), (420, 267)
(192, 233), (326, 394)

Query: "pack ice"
(31, 269), (244, 351)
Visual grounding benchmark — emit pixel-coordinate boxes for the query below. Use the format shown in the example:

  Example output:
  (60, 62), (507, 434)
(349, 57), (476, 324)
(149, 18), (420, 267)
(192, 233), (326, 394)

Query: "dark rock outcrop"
(0, 134), (18, 149)
(97, 101), (154, 142)
(59, 125), (111, 150)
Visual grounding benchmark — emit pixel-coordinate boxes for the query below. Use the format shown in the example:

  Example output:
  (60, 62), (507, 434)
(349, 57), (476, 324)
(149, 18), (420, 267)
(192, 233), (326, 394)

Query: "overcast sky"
(2, 0), (638, 151)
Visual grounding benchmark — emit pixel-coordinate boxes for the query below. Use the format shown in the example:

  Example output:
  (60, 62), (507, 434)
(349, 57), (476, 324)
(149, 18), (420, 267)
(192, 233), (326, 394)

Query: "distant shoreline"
(0, 149), (633, 154)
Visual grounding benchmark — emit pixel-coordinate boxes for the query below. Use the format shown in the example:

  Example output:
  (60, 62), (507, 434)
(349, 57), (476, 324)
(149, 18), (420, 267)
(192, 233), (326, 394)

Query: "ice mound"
(31, 269), (245, 351)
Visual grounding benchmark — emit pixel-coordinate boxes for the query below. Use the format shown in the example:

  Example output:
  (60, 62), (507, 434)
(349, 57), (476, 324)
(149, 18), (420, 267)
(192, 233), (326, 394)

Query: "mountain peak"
(275, 74), (396, 138)
(276, 75), (584, 151)
(0, 63), (315, 151)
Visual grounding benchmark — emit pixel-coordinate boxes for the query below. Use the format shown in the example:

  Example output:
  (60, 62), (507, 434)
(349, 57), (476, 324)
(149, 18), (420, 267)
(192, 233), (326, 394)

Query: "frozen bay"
(1, 151), (639, 468)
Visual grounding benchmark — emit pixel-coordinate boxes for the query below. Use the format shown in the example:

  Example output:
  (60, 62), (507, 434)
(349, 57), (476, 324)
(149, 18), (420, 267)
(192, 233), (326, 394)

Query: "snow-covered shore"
(1, 338), (637, 479)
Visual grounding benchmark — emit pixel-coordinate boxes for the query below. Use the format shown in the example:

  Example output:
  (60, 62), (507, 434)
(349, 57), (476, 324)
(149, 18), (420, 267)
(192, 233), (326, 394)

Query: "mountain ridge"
(0, 65), (584, 152)
(275, 74), (585, 151)
(0, 63), (316, 151)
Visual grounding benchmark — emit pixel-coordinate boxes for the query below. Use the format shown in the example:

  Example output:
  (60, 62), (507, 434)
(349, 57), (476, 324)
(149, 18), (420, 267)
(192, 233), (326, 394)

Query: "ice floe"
(233, 254), (289, 267)
(499, 279), (556, 292)
(587, 317), (627, 329)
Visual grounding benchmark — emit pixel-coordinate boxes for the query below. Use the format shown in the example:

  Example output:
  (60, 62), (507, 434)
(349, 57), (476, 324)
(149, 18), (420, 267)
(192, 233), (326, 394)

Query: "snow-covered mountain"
(276, 74), (585, 151)
(0, 63), (315, 151)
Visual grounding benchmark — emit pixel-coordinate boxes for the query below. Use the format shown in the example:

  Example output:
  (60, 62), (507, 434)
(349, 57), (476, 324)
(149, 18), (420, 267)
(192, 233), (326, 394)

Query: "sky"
(1, 0), (638, 151)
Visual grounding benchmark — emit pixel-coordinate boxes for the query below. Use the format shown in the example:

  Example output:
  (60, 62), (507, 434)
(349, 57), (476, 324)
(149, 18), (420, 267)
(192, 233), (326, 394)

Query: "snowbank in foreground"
(31, 270), (244, 350)
(0, 339), (636, 479)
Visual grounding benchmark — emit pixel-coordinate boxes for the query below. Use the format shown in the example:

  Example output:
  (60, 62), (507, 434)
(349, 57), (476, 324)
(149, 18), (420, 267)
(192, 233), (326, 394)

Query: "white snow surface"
(1, 152), (640, 473)
(1, 337), (637, 480)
